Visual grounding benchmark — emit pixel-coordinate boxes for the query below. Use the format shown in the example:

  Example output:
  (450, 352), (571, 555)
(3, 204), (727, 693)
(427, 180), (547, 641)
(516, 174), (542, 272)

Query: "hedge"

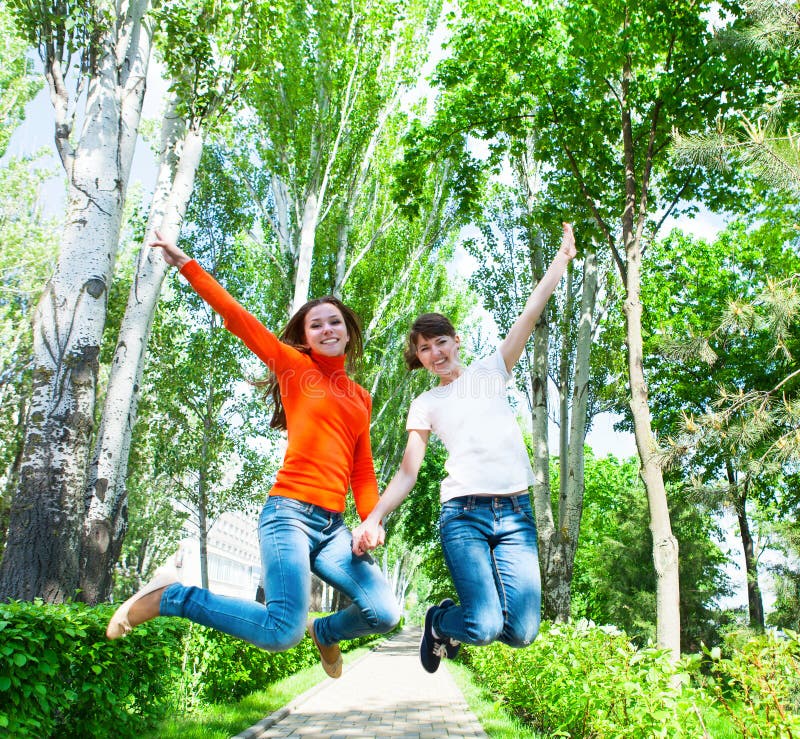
(460, 621), (800, 739)
(0, 600), (383, 738)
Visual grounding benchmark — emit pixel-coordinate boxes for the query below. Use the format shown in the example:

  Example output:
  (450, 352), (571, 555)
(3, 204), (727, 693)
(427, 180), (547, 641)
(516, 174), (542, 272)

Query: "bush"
(176, 613), (383, 707)
(703, 628), (800, 738)
(461, 621), (705, 738)
(0, 602), (388, 737)
(0, 600), (185, 738)
(462, 621), (800, 738)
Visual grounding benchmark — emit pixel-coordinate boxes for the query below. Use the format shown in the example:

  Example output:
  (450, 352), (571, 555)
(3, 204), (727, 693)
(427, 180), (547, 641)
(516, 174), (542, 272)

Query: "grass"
(145, 645), (372, 739)
(446, 659), (544, 739)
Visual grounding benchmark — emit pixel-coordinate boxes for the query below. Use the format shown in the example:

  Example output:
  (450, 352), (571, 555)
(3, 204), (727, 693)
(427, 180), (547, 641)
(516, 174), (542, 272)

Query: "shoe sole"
(106, 566), (179, 639)
(307, 618), (343, 678)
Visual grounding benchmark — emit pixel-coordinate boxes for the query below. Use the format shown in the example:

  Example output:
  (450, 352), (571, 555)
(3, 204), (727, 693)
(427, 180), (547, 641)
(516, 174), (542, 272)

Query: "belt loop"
(512, 495), (521, 512)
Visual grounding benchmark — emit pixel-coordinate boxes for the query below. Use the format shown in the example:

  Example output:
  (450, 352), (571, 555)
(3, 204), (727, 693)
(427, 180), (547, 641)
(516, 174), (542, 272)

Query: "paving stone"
(233, 627), (487, 739)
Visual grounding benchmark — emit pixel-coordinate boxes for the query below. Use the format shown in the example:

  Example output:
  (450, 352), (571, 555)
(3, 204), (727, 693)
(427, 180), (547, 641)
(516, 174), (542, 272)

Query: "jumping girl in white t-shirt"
(352, 223), (576, 672)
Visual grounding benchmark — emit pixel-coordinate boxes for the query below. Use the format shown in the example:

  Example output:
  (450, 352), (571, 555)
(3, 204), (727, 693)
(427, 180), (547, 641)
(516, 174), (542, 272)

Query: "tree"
(235, 0), (442, 314)
(0, 155), (60, 556)
(80, 0), (271, 604)
(144, 148), (275, 586)
(634, 209), (800, 630)
(570, 452), (732, 651)
(395, 0), (786, 656)
(0, 0), (153, 602)
(463, 178), (604, 621)
(674, 0), (800, 190)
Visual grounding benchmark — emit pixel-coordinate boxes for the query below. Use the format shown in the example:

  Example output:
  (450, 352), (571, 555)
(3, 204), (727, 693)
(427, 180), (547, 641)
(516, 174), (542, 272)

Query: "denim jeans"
(434, 493), (541, 647)
(160, 496), (400, 650)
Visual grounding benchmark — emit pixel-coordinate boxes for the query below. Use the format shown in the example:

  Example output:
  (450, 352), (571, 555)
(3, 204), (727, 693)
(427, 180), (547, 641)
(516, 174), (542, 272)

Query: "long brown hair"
(267, 296), (364, 430)
(403, 313), (457, 370)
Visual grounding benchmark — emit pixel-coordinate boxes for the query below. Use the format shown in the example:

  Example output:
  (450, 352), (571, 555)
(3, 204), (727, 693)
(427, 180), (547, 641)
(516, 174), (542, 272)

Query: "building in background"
(178, 510), (262, 600)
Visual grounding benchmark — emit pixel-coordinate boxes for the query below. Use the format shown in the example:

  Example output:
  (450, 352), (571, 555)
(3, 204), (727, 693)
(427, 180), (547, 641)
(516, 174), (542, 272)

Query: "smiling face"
(303, 302), (350, 356)
(415, 333), (462, 383)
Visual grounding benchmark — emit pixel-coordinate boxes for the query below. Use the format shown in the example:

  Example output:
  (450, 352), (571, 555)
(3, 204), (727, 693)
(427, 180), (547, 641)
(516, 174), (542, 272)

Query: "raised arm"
(150, 230), (190, 268)
(150, 231), (297, 373)
(351, 429), (430, 555)
(499, 222), (576, 372)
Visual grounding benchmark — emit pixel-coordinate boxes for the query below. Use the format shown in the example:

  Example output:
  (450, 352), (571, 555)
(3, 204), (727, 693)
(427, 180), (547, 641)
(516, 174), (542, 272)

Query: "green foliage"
(769, 518), (800, 632)
(462, 621), (800, 738)
(704, 628), (800, 737)
(569, 453), (732, 651)
(152, 0), (275, 125)
(0, 3), (41, 157)
(462, 621), (704, 738)
(0, 601), (386, 737)
(175, 613), (379, 707)
(0, 600), (185, 738)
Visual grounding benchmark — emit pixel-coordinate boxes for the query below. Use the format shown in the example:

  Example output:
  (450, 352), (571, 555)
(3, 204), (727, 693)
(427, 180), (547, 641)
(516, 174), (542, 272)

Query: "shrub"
(0, 602), (388, 737)
(703, 628), (800, 737)
(461, 621), (706, 738)
(0, 600), (185, 738)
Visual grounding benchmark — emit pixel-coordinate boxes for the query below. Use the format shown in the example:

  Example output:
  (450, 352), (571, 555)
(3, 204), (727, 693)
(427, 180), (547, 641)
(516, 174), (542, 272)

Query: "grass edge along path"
(446, 659), (543, 739)
(145, 645), (372, 739)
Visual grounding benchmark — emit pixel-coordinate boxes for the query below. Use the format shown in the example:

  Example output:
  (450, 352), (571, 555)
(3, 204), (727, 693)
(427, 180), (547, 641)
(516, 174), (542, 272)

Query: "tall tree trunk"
(539, 252), (598, 622)
(619, 54), (680, 658)
(726, 463), (765, 631)
(79, 106), (204, 604)
(0, 4), (151, 602)
(622, 234), (680, 656)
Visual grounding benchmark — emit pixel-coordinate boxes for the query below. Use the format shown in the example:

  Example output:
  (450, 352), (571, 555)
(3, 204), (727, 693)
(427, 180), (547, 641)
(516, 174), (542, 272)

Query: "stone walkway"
(233, 627), (487, 739)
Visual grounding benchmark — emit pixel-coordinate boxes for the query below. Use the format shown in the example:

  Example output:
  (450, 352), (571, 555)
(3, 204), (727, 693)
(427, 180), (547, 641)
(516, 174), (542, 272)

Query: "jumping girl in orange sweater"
(107, 233), (400, 678)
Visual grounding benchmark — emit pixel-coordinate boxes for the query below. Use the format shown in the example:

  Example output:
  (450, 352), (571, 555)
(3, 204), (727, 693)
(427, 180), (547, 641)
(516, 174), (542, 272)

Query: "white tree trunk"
(80, 105), (204, 603)
(624, 237), (681, 658)
(0, 3), (151, 602)
(292, 192), (320, 313)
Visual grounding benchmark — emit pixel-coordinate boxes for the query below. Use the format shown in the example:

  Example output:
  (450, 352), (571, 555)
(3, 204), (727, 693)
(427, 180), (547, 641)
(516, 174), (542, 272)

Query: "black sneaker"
(437, 599), (461, 660)
(420, 604), (444, 673)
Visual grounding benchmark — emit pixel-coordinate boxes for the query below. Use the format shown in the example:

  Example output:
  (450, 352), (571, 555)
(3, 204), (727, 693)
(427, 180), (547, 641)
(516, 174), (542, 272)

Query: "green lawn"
(145, 646), (371, 739)
(446, 660), (544, 739)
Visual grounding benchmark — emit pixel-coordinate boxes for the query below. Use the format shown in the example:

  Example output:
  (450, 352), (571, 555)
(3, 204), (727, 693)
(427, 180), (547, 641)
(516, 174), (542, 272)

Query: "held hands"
(351, 517), (385, 556)
(149, 229), (190, 269)
(559, 222), (577, 261)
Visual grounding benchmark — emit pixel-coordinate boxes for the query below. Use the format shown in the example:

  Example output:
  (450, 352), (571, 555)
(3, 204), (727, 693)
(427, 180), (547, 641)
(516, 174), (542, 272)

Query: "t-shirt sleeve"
(349, 392), (380, 520)
(180, 259), (300, 373)
(406, 395), (431, 431)
(488, 349), (511, 381)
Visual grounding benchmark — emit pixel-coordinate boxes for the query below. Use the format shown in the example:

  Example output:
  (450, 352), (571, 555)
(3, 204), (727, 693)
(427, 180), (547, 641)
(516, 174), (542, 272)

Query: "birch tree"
(0, 0), (153, 602)
(237, 0), (441, 315)
(80, 0), (270, 604)
(464, 174), (603, 621)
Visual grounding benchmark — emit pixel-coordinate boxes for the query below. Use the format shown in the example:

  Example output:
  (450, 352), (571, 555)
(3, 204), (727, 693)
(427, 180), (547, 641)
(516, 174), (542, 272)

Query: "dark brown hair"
(267, 296), (364, 430)
(403, 313), (457, 370)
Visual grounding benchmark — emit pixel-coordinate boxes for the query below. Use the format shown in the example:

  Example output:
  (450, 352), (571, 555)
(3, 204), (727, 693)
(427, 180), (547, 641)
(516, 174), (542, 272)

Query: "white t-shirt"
(405, 350), (535, 502)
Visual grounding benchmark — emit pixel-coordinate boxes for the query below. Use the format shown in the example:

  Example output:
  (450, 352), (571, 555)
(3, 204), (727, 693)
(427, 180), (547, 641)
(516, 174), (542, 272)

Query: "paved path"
(234, 627), (487, 739)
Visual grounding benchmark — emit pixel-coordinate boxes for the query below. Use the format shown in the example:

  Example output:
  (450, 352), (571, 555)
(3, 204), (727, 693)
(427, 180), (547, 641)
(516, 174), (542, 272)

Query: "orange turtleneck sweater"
(180, 260), (379, 520)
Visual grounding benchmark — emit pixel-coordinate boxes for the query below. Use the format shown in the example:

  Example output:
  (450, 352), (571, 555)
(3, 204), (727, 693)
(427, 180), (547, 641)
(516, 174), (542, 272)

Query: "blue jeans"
(160, 496), (400, 650)
(434, 494), (541, 647)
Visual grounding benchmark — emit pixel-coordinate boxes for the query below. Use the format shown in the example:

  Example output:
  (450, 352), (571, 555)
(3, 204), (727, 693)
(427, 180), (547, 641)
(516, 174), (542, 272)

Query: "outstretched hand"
(149, 229), (190, 269)
(559, 222), (576, 261)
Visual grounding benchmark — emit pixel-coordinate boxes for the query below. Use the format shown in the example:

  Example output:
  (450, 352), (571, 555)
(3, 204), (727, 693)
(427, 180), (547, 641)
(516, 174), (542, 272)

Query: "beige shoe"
(307, 617), (342, 678)
(106, 566), (179, 639)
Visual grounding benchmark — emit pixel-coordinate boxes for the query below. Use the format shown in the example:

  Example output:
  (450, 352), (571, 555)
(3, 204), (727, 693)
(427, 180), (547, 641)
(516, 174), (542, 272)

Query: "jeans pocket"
(518, 502), (538, 528)
(439, 502), (469, 529)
